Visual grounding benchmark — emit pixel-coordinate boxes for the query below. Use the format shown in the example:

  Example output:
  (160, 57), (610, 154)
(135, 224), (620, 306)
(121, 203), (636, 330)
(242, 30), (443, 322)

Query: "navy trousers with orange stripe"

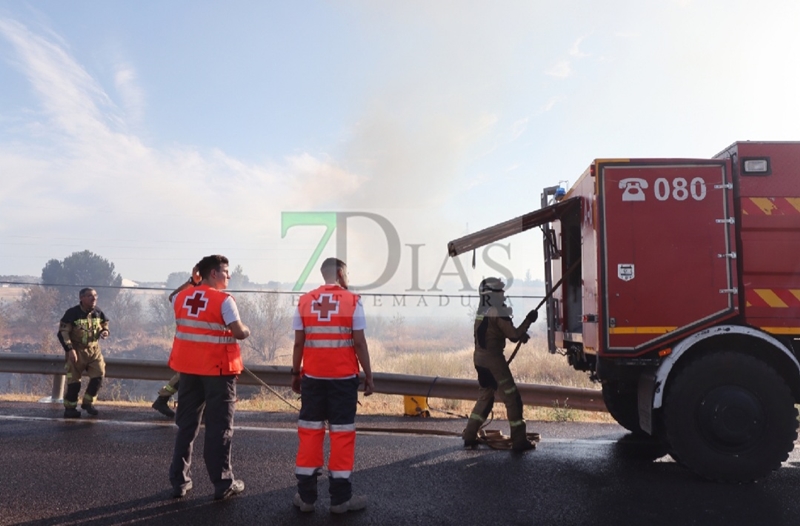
(295, 376), (359, 506)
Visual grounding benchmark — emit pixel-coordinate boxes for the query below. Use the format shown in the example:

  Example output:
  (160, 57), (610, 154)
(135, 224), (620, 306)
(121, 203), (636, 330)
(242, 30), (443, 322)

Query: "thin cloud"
(0, 18), (122, 139)
(569, 35), (590, 58)
(545, 59), (572, 78)
(113, 63), (145, 126)
(546, 35), (590, 79)
(0, 17), (365, 281)
(539, 96), (563, 113)
(510, 117), (529, 141)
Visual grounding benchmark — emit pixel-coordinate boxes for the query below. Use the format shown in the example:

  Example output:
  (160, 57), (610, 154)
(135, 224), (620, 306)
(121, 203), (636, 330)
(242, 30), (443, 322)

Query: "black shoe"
(512, 440), (536, 453)
(81, 403), (99, 416)
(463, 438), (479, 448)
(172, 481), (193, 499)
(152, 397), (175, 418)
(63, 408), (81, 419)
(214, 479), (244, 500)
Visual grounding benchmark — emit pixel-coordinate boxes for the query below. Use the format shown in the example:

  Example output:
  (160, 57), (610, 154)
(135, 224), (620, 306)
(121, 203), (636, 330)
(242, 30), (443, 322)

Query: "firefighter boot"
(462, 416), (483, 447)
(510, 420), (536, 452)
(81, 377), (102, 416)
(63, 382), (81, 418)
(81, 402), (99, 416)
(152, 396), (175, 418)
(64, 407), (81, 418)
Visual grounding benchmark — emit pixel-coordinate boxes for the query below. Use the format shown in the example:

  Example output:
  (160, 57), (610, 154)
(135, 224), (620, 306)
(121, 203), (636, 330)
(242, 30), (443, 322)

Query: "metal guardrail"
(0, 353), (607, 412)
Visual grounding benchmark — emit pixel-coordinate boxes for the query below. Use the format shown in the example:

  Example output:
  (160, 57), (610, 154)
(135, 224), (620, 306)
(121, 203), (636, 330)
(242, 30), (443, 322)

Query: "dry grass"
(236, 333), (612, 423)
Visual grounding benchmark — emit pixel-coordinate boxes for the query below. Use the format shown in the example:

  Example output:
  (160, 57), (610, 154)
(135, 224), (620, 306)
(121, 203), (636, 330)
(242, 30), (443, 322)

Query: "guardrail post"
(38, 374), (65, 404)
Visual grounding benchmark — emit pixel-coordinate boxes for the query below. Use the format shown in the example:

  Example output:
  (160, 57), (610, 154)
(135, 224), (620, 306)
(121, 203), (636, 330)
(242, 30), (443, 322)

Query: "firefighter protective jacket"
(58, 305), (109, 353)
(474, 306), (533, 358)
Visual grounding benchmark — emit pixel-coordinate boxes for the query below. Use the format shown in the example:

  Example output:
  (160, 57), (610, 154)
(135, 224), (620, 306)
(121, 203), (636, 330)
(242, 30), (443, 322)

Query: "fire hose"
(506, 257), (581, 365)
(239, 260), (580, 450)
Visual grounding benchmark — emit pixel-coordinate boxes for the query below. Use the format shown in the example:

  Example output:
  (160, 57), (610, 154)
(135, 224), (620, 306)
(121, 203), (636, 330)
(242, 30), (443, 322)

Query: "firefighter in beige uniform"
(152, 373), (180, 418)
(57, 287), (109, 418)
(462, 278), (538, 452)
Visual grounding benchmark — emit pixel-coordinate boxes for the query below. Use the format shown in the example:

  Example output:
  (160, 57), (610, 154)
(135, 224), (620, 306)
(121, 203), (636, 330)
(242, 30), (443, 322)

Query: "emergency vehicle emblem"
(311, 293), (339, 322)
(183, 291), (208, 318)
(618, 264), (635, 281)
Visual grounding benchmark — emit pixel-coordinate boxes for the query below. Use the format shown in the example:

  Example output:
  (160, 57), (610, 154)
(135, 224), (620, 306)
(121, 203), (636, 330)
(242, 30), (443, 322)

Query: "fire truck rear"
(447, 141), (800, 482)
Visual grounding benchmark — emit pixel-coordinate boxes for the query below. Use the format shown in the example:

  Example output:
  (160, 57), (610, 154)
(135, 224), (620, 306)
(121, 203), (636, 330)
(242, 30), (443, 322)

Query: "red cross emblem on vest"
(183, 291), (208, 317)
(311, 293), (339, 322)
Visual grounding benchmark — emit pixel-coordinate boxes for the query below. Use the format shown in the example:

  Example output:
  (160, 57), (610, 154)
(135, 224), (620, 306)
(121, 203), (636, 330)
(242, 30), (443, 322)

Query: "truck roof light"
(742, 158), (770, 175)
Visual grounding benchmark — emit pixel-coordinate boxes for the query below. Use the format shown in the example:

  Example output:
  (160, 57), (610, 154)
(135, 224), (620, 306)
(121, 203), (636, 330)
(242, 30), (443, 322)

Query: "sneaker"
(214, 479), (245, 501)
(63, 408), (81, 419)
(293, 493), (315, 513)
(81, 403), (99, 416)
(152, 398), (175, 418)
(172, 480), (193, 499)
(330, 495), (367, 514)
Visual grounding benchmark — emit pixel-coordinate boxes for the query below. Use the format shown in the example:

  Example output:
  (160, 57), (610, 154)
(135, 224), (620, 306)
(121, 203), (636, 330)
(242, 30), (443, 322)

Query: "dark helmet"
(478, 277), (506, 309)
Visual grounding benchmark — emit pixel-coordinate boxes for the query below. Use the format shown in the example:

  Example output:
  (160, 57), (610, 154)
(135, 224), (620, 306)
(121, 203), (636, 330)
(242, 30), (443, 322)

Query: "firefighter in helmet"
(463, 277), (538, 452)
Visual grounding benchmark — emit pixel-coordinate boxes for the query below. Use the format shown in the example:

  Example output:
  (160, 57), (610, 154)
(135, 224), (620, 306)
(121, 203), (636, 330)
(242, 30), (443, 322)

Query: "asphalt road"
(1, 401), (799, 526)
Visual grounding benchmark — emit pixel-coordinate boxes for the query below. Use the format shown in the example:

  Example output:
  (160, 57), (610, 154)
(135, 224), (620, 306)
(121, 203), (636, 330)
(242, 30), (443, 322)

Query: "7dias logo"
(281, 211), (514, 292)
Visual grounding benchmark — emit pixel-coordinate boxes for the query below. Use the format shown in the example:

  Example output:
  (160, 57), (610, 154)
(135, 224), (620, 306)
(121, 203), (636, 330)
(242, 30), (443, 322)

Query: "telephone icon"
(619, 178), (648, 202)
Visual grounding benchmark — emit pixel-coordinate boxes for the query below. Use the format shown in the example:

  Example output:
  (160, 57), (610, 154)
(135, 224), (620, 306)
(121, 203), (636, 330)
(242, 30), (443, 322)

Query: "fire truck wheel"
(601, 381), (646, 435)
(663, 351), (798, 483)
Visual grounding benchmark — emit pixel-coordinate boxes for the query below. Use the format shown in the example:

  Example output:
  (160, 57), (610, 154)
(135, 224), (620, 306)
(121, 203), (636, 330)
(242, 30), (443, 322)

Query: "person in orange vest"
(291, 257), (374, 514)
(166, 255), (251, 500)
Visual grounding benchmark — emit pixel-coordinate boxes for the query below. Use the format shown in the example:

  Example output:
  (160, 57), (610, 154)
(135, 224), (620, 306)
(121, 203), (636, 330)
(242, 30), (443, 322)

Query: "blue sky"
(1, 1), (799, 293)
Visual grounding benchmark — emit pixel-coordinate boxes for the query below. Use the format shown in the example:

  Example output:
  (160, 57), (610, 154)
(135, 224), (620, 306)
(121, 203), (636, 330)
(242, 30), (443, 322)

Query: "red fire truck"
(447, 141), (800, 482)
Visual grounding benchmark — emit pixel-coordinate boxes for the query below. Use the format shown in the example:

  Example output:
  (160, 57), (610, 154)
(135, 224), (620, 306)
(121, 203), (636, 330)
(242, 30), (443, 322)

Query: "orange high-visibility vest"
(298, 285), (360, 378)
(169, 285), (243, 376)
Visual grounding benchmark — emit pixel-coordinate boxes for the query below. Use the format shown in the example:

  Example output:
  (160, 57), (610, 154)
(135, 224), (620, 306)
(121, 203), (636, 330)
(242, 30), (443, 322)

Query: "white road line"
(0, 414), (620, 443)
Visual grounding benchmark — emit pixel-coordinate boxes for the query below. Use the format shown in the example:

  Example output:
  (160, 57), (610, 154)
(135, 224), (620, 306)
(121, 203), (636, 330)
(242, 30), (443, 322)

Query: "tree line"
(0, 250), (293, 364)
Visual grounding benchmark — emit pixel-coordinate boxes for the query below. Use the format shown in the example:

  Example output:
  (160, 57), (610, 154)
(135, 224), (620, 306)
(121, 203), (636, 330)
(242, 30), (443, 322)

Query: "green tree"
(14, 286), (60, 353)
(41, 250), (123, 313)
(237, 291), (291, 363)
(229, 265), (251, 290)
(166, 271), (191, 289)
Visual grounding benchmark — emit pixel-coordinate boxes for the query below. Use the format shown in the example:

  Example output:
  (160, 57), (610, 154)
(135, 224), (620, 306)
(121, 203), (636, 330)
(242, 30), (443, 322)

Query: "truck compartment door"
(599, 162), (737, 354)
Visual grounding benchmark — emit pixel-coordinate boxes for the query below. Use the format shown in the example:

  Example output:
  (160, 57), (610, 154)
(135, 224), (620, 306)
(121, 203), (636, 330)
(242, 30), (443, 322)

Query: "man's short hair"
(197, 255), (229, 280)
(79, 288), (95, 298)
(320, 257), (346, 280)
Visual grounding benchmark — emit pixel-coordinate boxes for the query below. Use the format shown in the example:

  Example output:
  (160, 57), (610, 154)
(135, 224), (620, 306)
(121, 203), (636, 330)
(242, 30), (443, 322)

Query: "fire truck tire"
(663, 351), (798, 483)
(601, 381), (645, 435)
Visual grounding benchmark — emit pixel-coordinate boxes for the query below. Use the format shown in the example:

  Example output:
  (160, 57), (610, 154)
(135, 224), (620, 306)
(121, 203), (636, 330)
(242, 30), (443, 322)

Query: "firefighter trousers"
(463, 352), (528, 447)
(63, 347), (105, 409)
(158, 373), (181, 398)
(169, 373), (238, 496)
(295, 375), (359, 506)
